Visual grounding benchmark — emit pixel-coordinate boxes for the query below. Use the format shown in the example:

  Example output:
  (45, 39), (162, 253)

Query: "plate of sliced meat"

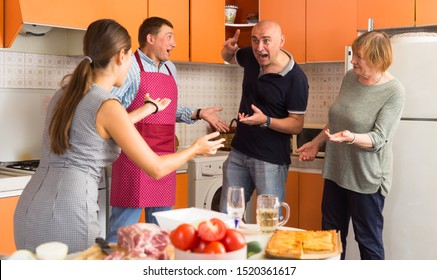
(74, 223), (174, 260)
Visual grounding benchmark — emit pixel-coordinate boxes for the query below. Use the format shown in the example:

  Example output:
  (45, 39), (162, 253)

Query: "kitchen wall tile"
(301, 63), (317, 76)
(45, 55), (65, 68)
(0, 49), (345, 144)
(0, 52), (4, 88)
(4, 52), (25, 66)
(44, 67), (64, 89)
(307, 75), (319, 93)
(317, 63), (334, 75)
(25, 66), (45, 88)
(317, 74), (334, 92)
(4, 65), (25, 88)
(303, 63), (343, 125)
(333, 74), (343, 92)
(333, 62), (346, 75)
(25, 53), (45, 67)
(174, 63), (243, 146)
(64, 56), (82, 70)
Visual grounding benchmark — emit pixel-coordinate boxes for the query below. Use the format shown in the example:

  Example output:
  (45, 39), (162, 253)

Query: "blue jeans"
(106, 206), (172, 243)
(219, 149), (289, 214)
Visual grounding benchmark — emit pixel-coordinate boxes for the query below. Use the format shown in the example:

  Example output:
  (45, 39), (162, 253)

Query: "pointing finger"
(233, 29), (240, 42)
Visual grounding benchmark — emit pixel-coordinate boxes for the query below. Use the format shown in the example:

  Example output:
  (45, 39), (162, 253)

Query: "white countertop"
(0, 167), (187, 198)
(0, 155), (323, 198)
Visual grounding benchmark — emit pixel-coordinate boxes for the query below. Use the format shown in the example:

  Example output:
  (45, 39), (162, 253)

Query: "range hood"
(19, 24), (53, 36)
(4, 0), (101, 48)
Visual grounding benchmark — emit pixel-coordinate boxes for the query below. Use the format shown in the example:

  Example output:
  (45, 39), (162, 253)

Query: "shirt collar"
(259, 49), (295, 77)
(137, 48), (168, 69)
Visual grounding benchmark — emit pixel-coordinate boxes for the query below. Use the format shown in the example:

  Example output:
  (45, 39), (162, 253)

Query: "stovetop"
(0, 160), (39, 175)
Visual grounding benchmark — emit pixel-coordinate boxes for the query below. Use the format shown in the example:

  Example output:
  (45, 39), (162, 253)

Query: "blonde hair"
(352, 30), (392, 72)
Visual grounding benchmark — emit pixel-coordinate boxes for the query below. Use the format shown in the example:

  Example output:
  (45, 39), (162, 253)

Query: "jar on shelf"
(224, 5), (238, 24)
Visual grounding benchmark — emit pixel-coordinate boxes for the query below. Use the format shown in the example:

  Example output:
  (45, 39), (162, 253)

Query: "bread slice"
(265, 229), (341, 259)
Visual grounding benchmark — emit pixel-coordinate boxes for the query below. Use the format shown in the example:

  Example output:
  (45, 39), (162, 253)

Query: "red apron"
(110, 51), (178, 207)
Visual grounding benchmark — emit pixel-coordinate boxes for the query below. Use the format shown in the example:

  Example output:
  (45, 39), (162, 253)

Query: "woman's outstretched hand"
(144, 93), (171, 112)
(192, 131), (225, 156)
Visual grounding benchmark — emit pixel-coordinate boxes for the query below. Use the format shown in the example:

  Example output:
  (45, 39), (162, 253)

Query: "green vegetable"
(246, 241), (262, 258)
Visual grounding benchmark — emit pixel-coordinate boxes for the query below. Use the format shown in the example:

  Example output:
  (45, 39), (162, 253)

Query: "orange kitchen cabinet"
(416, 0), (437, 27)
(148, 0), (189, 62)
(0, 196), (19, 255)
(357, 0), (415, 30)
(284, 171), (299, 228)
(4, 0), (22, 47)
(4, 0), (147, 49)
(104, 0), (148, 52)
(306, 0), (358, 62)
(298, 172), (324, 230)
(5, 0), (103, 47)
(284, 171), (324, 230)
(174, 173), (189, 209)
(1, 0), (4, 47)
(139, 173), (188, 223)
(190, 0), (225, 63)
(260, 0), (306, 64)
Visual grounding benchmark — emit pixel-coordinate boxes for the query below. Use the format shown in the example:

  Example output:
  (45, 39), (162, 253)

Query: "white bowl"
(153, 207), (234, 231)
(36, 242), (69, 260)
(175, 245), (247, 260)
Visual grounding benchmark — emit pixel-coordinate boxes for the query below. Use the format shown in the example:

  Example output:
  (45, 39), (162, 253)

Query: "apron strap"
(164, 64), (173, 76)
(134, 51), (144, 72)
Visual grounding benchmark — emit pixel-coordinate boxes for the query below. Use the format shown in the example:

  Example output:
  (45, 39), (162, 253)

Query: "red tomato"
(197, 218), (227, 242)
(221, 229), (246, 252)
(170, 223), (197, 251)
(203, 241), (226, 254)
(192, 237), (209, 253)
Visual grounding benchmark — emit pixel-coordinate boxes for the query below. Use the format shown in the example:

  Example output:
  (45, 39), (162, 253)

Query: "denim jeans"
(106, 205), (172, 243)
(219, 149), (289, 214)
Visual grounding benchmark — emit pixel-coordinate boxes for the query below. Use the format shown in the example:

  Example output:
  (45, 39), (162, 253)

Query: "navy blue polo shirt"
(232, 46), (309, 165)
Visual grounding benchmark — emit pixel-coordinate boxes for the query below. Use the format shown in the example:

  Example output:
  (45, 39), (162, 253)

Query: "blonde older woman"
(296, 31), (405, 260)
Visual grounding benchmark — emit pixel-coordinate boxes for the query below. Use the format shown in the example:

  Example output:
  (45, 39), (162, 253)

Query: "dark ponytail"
(49, 19), (131, 154)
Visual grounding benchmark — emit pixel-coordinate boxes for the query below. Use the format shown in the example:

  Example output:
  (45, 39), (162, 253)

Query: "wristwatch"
(260, 115), (271, 128)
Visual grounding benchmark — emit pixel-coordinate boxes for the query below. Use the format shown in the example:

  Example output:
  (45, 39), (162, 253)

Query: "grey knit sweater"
(323, 70), (405, 197)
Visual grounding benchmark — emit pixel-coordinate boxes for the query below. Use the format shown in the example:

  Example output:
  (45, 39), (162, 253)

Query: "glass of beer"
(256, 194), (290, 233)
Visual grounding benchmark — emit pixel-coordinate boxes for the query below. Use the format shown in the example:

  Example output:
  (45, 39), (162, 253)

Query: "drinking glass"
(227, 187), (245, 229)
(256, 194), (290, 233)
